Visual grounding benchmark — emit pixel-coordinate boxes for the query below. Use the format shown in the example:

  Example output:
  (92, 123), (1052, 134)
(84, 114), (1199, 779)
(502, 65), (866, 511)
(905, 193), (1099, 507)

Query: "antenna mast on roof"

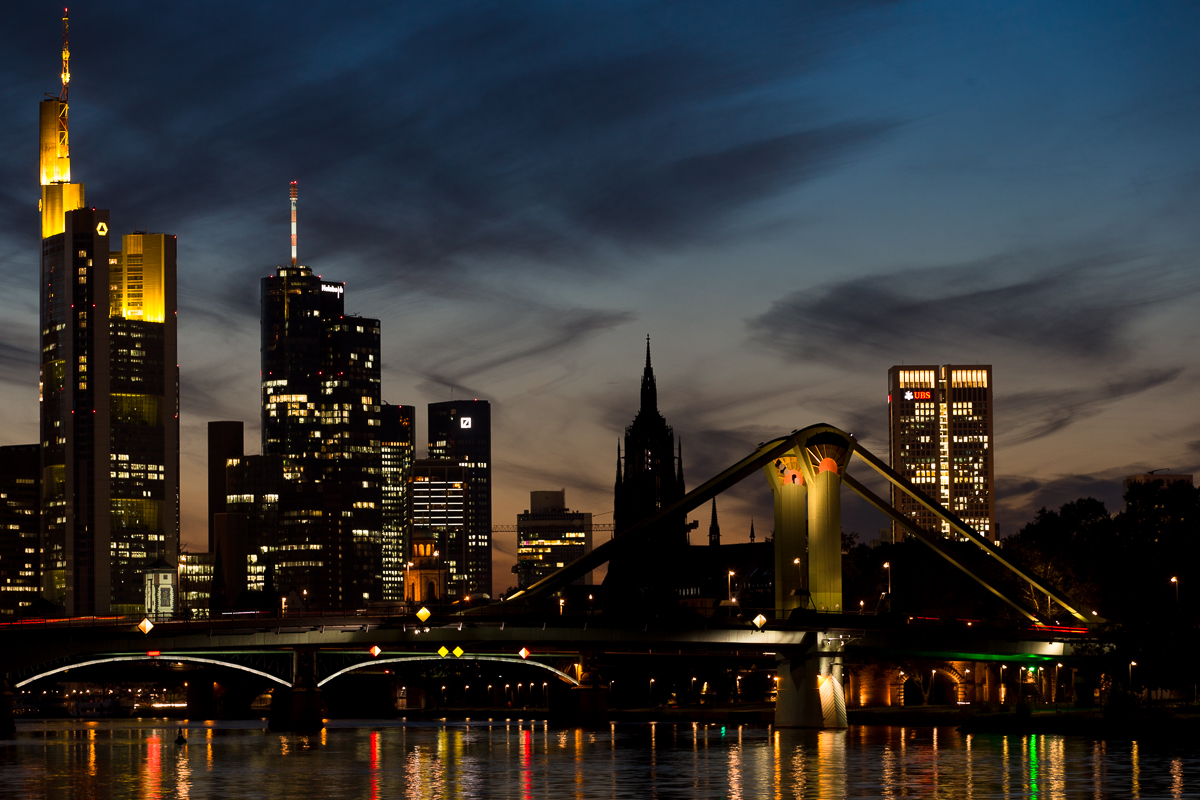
(289, 181), (298, 266)
(58, 8), (70, 160)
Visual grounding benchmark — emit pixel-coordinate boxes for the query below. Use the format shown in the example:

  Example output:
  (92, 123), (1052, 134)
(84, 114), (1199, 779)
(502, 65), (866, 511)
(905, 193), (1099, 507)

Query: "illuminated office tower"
(380, 404), (415, 601)
(887, 365), (994, 542)
(407, 460), (466, 599)
(514, 490), (592, 590)
(0, 444), (41, 616)
(427, 400), (491, 597)
(251, 183), (383, 608)
(37, 17), (179, 613)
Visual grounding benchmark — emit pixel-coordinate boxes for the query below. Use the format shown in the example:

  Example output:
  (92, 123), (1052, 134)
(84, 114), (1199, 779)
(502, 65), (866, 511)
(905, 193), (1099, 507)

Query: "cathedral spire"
(749, 517), (756, 543)
(677, 437), (684, 491)
(640, 335), (657, 413)
(708, 497), (720, 546)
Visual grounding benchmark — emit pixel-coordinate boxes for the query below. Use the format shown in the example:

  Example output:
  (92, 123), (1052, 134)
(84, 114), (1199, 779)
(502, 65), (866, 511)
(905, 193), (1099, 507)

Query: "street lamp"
(728, 571), (736, 602)
(559, 598), (565, 616)
(883, 562), (891, 595)
(1129, 661), (1137, 687)
(649, 678), (655, 704)
(1172, 576), (1179, 602)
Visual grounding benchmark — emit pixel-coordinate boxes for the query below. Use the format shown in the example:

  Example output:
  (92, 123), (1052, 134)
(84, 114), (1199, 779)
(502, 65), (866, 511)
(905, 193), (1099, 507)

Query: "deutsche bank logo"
(460, 417), (472, 429)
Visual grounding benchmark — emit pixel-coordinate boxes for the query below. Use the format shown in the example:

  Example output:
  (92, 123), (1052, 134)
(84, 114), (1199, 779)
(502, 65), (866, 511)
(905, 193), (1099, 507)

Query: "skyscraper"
(514, 490), (593, 590)
(38, 15), (180, 613)
(207, 421), (243, 552)
(231, 183), (384, 608)
(0, 444), (41, 616)
(887, 365), (994, 542)
(426, 400), (492, 597)
(380, 404), (415, 601)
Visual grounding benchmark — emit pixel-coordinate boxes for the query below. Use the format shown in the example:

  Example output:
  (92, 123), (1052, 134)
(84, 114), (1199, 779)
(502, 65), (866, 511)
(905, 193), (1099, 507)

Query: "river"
(0, 719), (1193, 798)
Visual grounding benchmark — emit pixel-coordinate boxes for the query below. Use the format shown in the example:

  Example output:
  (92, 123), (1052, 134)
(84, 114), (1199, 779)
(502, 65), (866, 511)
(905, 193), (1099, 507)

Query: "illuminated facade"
(36, 33), (181, 613)
(427, 401), (491, 597)
(381, 404), (415, 601)
(408, 460), (467, 598)
(0, 445), (41, 616)
(888, 365), (994, 542)
(230, 185), (385, 609)
(177, 551), (213, 618)
(514, 490), (592, 590)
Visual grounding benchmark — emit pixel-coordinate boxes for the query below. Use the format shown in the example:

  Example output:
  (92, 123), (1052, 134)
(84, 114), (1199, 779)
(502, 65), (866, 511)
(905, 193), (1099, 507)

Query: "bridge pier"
(775, 635), (847, 728)
(0, 675), (14, 739)
(289, 648), (324, 732)
(186, 672), (216, 720)
(564, 650), (608, 726)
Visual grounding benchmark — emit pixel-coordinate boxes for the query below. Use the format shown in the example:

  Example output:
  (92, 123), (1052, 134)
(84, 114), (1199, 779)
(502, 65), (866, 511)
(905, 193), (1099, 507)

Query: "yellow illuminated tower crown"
(40, 8), (84, 239)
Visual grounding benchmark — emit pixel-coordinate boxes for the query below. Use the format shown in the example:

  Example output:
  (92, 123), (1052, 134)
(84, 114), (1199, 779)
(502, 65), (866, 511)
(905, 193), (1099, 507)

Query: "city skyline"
(2, 4), (1200, 597)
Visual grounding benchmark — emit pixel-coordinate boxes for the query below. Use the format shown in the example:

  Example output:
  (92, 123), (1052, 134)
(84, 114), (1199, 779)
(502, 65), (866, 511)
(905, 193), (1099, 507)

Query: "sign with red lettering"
(902, 389), (934, 401)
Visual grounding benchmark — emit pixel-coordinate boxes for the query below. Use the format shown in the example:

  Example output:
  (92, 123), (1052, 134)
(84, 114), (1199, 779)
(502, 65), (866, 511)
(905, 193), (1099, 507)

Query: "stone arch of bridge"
(14, 654), (293, 689)
(316, 654), (581, 688)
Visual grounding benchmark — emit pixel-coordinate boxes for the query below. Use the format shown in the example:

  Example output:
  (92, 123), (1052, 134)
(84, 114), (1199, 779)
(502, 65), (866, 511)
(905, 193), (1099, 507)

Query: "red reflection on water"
(369, 730), (380, 800)
(522, 729), (532, 800)
(145, 735), (162, 799)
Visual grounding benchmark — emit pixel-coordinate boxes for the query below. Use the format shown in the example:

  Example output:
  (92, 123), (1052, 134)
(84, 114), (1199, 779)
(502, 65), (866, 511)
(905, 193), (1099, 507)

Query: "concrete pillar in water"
(290, 648), (324, 732)
(775, 633), (847, 728)
(764, 450), (808, 618)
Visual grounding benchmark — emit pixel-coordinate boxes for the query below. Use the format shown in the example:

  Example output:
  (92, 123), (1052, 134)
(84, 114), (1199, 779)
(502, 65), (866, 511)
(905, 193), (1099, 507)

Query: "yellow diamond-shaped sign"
(518, 647), (530, 660)
(96, 222), (108, 236)
(438, 646), (449, 657)
(453, 646), (464, 658)
(753, 614), (767, 629)
(416, 606), (431, 623)
(138, 618), (154, 635)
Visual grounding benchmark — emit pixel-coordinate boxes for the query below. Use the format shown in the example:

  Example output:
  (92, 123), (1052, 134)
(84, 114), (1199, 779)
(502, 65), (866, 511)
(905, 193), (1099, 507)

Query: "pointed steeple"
(676, 438), (684, 492)
(640, 335), (657, 413)
(708, 498), (721, 546)
(749, 517), (756, 543)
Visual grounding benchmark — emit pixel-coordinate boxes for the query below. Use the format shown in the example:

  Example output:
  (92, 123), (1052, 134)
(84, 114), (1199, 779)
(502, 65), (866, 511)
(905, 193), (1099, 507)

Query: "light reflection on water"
(0, 719), (1195, 799)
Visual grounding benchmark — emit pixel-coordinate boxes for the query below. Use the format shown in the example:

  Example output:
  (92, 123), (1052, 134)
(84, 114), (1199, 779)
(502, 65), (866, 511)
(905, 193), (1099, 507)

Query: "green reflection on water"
(1029, 734), (1038, 799)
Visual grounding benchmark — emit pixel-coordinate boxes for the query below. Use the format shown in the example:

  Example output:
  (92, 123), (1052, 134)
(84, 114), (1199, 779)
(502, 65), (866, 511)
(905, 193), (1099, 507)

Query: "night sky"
(3, 2), (1199, 595)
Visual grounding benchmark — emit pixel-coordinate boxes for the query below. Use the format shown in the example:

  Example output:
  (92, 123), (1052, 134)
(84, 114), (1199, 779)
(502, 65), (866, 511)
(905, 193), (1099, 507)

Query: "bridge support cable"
(850, 444), (1096, 624)
(841, 473), (1045, 624)
(503, 436), (800, 605)
(500, 423), (1094, 629)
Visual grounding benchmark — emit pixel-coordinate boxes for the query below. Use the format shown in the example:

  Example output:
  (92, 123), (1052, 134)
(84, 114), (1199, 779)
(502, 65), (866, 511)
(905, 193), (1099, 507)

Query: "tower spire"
(708, 497), (720, 547)
(289, 181), (298, 267)
(59, 8), (69, 158)
(749, 517), (756, 543)
(640, 335), (657, 413)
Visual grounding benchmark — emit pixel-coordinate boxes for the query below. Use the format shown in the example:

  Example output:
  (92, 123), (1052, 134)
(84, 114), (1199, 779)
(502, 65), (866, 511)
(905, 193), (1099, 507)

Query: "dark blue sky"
(3, 2), (1199, 592)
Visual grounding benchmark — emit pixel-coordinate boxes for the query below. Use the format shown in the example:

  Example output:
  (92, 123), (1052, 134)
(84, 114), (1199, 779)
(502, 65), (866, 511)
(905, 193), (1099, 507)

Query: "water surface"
(0, 719), (1193, 798)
